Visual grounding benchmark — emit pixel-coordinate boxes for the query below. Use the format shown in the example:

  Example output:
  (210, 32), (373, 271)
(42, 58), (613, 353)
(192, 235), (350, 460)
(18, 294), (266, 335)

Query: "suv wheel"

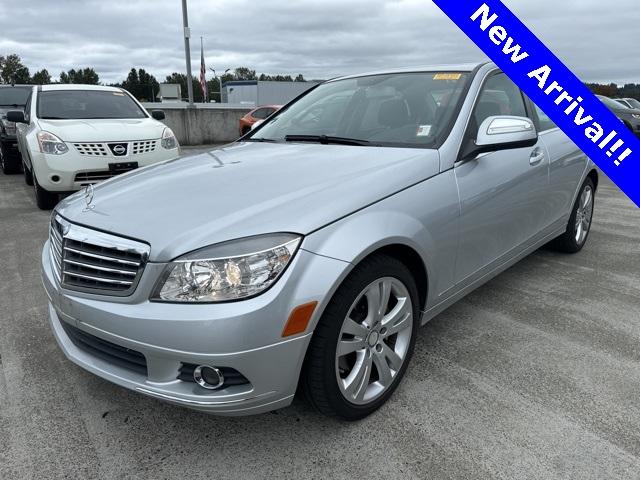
(33, 172), (58, 210)
(302, 255), (419, 420)
(550, 177), (595, 253)
(0, 143), (20, 174)
(23, 161), (34, 186)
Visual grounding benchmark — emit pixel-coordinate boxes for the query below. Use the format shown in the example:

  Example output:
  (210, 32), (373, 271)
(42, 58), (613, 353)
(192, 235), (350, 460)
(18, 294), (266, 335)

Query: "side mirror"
(462, 116), (538, 159)
(151, 110), (165, 121)
(6, 110), (26, 124)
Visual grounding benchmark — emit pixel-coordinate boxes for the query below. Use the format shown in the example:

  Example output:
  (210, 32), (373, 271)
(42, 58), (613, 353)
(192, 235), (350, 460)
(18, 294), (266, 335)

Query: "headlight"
(37, 131), (69, 155)
(161, 127), (178, 150)
(152, 233), (301, 303)
(632, 114), (640, 120)
(1, 119), (16, 135)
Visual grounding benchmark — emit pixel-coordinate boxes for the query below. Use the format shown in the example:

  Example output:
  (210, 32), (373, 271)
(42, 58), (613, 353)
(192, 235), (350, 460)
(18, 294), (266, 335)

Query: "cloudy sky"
(0, 0), (638, 85)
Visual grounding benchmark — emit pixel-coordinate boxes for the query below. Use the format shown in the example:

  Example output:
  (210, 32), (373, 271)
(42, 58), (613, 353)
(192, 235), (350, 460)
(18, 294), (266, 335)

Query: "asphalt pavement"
(1, 152), (639, 480)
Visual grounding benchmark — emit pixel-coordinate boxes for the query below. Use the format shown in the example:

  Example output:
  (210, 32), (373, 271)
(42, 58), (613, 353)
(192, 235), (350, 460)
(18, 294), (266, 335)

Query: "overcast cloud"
(0, 0), (638, 85)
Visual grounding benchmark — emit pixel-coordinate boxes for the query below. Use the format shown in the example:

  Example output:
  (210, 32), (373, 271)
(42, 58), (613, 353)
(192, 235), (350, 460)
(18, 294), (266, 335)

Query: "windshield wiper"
(284, 135), (372, 146)
(0, 104), (23, 107)
(39, 116), (67, 120)
(245, 137), (278, 143)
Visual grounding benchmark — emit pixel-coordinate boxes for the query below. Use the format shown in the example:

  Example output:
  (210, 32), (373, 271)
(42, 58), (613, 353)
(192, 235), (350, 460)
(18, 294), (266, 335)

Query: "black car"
(596, 95), (640, 138)
(0, 85), (31, 174)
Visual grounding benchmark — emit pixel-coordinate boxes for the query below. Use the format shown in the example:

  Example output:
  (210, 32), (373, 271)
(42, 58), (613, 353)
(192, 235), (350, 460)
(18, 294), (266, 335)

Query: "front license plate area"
(109, 162), (138, 174)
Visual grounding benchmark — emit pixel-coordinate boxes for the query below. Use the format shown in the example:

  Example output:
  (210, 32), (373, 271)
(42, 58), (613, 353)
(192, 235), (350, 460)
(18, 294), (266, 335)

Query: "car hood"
(57, 142), (440, 262)
(37, 118), (165, 142)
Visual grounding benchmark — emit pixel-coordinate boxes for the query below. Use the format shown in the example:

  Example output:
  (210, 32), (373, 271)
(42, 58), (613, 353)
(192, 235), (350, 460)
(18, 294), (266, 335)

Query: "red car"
(239, 105), (282, 135)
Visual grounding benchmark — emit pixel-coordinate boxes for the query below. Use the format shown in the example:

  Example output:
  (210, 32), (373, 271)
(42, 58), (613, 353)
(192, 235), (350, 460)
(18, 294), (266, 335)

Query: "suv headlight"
(632, 114), (640, 120)
(152, 233), (301, 303)
(37, 131), (69, 155)
(161, 127), (178, 149)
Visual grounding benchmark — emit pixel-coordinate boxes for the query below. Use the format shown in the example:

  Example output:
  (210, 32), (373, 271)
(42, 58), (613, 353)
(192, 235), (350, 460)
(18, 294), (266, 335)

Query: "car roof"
(328, 62), (488, 82)
(39, 84), (123, 92)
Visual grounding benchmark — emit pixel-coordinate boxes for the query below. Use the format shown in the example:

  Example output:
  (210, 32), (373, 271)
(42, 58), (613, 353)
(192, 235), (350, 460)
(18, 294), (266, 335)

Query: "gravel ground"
(1, 154), (639, 480)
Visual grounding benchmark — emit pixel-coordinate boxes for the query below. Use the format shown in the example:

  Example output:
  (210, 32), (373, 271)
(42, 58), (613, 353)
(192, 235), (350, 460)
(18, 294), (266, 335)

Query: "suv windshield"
(37, 90), (147, 120)
(251, 72), (470, 147)
(597, 95), (627, 110)
(0, 87), (31, 106)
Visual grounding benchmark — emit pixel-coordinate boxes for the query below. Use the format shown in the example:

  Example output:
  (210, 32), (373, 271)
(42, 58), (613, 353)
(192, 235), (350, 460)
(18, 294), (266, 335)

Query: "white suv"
(9, 84), (179, 209)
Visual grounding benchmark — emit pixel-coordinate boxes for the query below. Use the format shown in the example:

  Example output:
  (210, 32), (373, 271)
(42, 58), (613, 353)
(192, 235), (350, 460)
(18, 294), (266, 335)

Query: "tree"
(232, 67), (257, 81)
(0, 54), (31, 84)
(32, 69), (52, 85)
(165, 72), (204, 102)
(119, 68), (160, 102)
(59, 68), (100, 85)
(294, 74), (305, 82)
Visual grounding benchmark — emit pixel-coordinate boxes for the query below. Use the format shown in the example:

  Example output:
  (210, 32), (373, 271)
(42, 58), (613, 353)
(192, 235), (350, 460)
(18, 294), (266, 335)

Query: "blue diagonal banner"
(432, 0), (640, 207)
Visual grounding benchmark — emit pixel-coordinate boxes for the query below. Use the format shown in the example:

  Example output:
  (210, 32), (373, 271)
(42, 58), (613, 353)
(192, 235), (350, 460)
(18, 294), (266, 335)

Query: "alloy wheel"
(574, 185), (593, 245)
(335, 277), (413, 405)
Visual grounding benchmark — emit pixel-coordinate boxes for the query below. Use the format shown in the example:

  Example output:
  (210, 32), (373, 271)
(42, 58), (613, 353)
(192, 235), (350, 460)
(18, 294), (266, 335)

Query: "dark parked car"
(0, 85), (31, 174)
(615, 98), (640, 110)
(596, 95), (640, 138)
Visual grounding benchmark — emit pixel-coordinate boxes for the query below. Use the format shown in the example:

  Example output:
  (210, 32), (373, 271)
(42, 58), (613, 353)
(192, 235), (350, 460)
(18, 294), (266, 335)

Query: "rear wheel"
(33, 172), (58, 210)
(302, 255), (419, 420)
(0, 143), (21, 174)
(550, 177), (595, 253)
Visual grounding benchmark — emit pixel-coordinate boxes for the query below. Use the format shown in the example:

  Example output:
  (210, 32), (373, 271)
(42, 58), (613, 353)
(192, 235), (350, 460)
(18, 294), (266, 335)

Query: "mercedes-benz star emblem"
(83, 184), (95, 211)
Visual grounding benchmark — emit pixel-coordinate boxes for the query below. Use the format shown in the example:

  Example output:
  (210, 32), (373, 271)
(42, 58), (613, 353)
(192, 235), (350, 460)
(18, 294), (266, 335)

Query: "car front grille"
(61, 321), (148, 375)
(74, 140), (158, 156)
(49, 215), (150, 296)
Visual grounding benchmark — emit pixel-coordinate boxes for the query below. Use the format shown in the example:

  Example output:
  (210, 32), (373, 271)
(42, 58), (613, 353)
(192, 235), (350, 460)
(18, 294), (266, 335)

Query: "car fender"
(302, 209), (437, 317)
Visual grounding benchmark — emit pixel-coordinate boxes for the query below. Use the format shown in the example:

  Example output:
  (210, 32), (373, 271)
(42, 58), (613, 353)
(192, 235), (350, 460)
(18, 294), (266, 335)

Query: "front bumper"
(31, 144), (179, 192)
(42, 241), (349, 415)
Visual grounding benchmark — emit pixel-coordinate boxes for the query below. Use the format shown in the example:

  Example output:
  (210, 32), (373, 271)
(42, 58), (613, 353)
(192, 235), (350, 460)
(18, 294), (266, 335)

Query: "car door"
(530, 103), (588, 225)
(453, 72), (550, 284)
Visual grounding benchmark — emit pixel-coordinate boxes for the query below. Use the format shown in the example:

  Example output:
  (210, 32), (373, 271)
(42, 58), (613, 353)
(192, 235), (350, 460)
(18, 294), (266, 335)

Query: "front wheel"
(550, 177), (595, 253)
(33, 172), (58, 210)
(302, 255), (419, 420)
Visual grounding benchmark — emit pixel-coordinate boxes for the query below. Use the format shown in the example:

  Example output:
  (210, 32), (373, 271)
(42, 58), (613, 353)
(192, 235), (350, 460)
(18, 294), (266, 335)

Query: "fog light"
(50, 175), (60, 183)
(193, 365), (224, 390)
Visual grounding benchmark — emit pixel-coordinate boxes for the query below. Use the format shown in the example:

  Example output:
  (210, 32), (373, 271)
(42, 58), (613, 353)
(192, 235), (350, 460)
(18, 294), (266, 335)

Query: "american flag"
(199, 38), (207, 102)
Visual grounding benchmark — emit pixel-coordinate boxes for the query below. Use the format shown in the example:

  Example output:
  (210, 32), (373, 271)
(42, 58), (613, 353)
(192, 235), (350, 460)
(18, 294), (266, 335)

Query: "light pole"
(181, 0), (194, 106)
(209, 67), (230, 103)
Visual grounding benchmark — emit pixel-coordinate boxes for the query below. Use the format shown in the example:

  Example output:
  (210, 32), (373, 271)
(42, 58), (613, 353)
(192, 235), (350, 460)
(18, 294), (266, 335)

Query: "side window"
(472, 73), (527, 137)
(533, 103), (556, 131)
(24, 93), (32, 123)
(252, 108), (268, 119)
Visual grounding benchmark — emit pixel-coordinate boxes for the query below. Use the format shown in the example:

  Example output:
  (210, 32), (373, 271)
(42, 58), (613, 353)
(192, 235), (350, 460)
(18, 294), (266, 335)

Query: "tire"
(33, 172), (58, 210)
(550, 177), (595, 253)
(301, 254), (420, 420)
(23, 161), (34, 186)
(0, 143), (20, 174)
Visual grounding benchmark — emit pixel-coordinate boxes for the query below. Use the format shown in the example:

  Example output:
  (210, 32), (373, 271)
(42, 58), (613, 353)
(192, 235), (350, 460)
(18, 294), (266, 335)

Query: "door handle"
(529, 148), (545, 166)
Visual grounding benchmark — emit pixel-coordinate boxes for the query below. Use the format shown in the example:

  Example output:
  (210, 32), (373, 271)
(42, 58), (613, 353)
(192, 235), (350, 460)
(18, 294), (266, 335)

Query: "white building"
(221, 80), (320, 106)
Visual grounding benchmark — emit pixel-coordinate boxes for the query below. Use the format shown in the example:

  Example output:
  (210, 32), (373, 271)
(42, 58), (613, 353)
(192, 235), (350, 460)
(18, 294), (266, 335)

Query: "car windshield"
(0, 87), (31, 106)
(37, 90), (147, 120)
(250, 72), (470, 147)
(623, 98), (640, 109)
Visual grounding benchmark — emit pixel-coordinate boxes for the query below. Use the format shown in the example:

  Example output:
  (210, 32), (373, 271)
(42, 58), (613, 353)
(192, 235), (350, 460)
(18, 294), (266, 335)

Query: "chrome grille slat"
(63, 259), (137, 276)
(62, 271), (134, 286)
(63, 246), (141, 266)
(49, 215), (149, 296)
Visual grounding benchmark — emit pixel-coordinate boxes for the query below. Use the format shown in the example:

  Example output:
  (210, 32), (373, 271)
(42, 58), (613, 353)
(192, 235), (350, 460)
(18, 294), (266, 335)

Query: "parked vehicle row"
(597, 94), (640, 138)
(43, 62), (598, 419)
(2, 84), (179, 209)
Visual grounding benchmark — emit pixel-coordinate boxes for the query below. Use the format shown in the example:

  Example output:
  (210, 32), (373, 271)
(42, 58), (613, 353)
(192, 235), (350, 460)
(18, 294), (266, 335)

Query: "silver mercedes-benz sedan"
(42, 62), (597, 419)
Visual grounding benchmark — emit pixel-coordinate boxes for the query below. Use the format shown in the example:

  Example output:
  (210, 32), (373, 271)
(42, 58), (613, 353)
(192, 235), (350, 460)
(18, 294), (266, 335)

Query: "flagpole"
(200, 36), (206, 103)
